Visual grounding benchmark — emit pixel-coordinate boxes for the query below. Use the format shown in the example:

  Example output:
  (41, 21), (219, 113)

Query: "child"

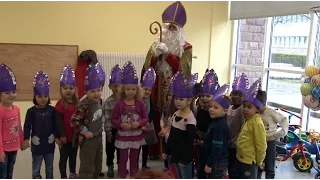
(159, 77), (176, 171)
(23, 71), (58, 179)
(203, 84), (230, 179)
(159, 77), (180, 179)
(79, 62), (105, 106)
(256, 90), (288, 179)
(104, 64), (122, 177)
(0, 64), (25, 179)
(70, 63), (105, 179)
(90, 62), (106, 177)
(79, 62), (105, 101)
(138, 67), (157, 170)
(55, 65), (79, 179)
(112, 61), (148, 179)
(227, 73), (248, 179)
(190, 82), (201, 178)
(235, 78), (267, 179)
(163, 71), (198, 179)
(196, 69), (219, 179)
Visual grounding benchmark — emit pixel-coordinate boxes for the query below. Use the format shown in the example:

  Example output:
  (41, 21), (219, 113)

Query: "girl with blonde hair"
(112, 61), (148, 179)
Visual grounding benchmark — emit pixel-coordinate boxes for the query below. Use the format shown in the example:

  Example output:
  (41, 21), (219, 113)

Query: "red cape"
(75, 59), (93, 98)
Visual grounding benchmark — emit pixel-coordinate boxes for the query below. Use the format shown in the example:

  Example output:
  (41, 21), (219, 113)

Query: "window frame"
(229, 13), (318, 130)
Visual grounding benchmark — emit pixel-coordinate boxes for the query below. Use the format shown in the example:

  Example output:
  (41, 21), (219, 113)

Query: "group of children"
(157, 69), (289, 179)
(190, 71), (289, 179)
(0, 63), (82, 179)
(0, 61), (159, 179)
(0, 61), (289, 179)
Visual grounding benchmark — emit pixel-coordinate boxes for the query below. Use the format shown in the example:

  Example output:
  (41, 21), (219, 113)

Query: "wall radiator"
(97, 52), (147, 100)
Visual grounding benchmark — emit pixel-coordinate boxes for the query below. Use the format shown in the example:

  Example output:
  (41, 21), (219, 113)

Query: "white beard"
(154, 24), (187, 78)
(162, 29), (185, 57)
(157, 58), (173, 78)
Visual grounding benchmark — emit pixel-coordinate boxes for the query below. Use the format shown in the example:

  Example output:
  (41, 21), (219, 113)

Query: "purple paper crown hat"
(141, 67), (156, 88)
(0, 64), (17, 92)
(109, 64), (122, 85)
(244, 78), (263, 110)
(60, 65), (75, 87)
(173, 71), (198, 98)
(232, 73), (249, 94)
(95, 62), (106, 87)
(85, 63), (101, 91)
(211, 83), (230, 109)
(162, 1), (187, 28)
(121, 61), (138, 85)
(201, 69), (219, 95)
(33, 71), (50, 95)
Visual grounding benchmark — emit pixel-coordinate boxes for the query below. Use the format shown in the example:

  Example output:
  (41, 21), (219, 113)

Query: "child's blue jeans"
(32, 153), (54, 179)
(173, 161), (193, 179)
(234, 159), (258, 179)
(205, 159), (228, 179)
(197, 146), (206, 179)
(257, 140), (276, 179)
(0, 151), (17, 179)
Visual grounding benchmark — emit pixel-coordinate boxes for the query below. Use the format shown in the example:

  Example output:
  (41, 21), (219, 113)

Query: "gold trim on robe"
(143, 42), (193, 111)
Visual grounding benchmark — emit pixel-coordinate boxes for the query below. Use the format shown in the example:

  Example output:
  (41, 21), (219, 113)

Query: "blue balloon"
(311, 86), (320, 99)
(305, 78), (312, 83)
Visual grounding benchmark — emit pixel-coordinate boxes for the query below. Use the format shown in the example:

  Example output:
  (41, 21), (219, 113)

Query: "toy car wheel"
(315, 173), (320, 179)
(293, 155), (313, 172)
(316, 154), (320, 164)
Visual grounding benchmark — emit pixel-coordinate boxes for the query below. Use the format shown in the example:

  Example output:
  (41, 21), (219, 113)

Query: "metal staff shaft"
(150, 21), (164, 156)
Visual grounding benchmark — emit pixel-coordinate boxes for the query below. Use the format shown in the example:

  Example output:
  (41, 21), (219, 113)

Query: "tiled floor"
(12, 133), (317, 179)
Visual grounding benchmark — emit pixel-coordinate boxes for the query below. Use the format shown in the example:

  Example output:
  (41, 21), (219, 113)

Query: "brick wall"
(236, 18), (267, 84)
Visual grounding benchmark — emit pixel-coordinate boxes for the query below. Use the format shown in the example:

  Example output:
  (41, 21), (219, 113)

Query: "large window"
(230, 12), (320, 131)
(267, 14), (310, 109)
(307, 13), (320, 131)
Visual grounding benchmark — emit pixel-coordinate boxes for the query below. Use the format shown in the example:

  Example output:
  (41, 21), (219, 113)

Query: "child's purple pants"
(119, 148), (139, 178)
